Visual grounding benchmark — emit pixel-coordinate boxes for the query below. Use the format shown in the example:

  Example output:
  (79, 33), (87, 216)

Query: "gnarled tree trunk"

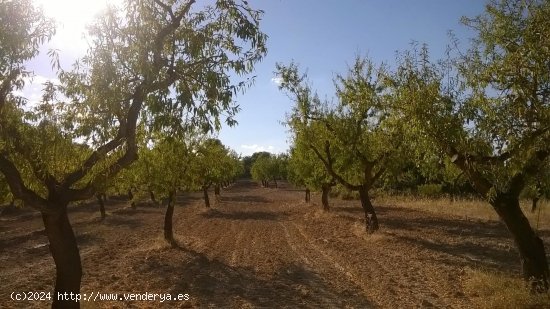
(96, 194), (106, 220)
(42, 206), (82, 309)
(214, 184), (221, 204)
(358, 187), (379, 233)
(321, 184), (331, 211)
(493, 193), (549, 292)
(150, 190), (157, 205)
(531, 196), (540, 213)
(203, 186), (210, 208)
(128, 189), (136, 209)
(163, 191), (176, 246)
(305, 188), (311, 203)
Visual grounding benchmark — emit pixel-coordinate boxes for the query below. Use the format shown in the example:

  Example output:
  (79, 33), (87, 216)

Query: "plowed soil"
(1, 180), (545, 308)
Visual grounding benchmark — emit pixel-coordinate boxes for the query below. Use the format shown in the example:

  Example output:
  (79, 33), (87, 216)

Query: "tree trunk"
(274, 179), (278, 188)
(163, 192), (176, 246)
(321, 184), (331, 211)
(42, 207), (82, 309)
(492, 194), (549, 292)
(96, 194), (106, 220)
(203, 186), (210, 208)
(214, 184), (221, 205)
(531, 196), (540, 213)
(358, 187), (379, 233)
(128, 189), (136, 209)
(150, 191), (157, 205)
(305, 188), (311, 203)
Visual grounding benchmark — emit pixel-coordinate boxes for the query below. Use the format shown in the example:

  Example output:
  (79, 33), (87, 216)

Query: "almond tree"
(134, 136), (197, 246)
(0, 0), (266, 307)
(391, 0), (549, 290)
(278, 58), (406, 233)
(192, 138), (236, 207)
(287, 138), (335, 209)
(250, 153), (285, 187)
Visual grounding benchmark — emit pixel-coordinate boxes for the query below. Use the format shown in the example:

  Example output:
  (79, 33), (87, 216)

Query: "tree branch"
(309, 141), (360, 191)
(448, 146), (492, 196)
(0, 154), (52, 213)
(507, 149), (549, 197)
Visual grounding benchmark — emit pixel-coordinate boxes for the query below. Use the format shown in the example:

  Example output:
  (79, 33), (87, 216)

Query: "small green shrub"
(417, 184), (443, 198)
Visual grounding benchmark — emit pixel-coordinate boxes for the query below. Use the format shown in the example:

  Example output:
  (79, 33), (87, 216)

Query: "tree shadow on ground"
(141, 246), (373, 308)
(200, 209), (286, 221)
(330, 206), (365, 214)
(0, 228), (46, 250)
(375, 205), (526, 273)
(176, 194), (202, 204)
(100, 215), (145, 229)
(324, 203), (541, 274)
(221, 195), (272, 204)
(75, 231), (105, 247)
(394, 234), (519, 272)
(111, 207), (159, 216)
(377, 205), (510, 239)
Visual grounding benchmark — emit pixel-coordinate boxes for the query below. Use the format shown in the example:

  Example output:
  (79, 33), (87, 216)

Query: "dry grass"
(374, 196), (550, 308)
(375, 196), (550, 231)
(463, 268), (550, 309)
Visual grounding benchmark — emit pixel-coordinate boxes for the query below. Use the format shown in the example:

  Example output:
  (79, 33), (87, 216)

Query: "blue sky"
(25, 0), (487, 156)
(221, 0), (486, 156)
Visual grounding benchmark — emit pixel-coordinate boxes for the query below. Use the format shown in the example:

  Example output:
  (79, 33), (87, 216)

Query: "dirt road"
(1, 179), (535, 308)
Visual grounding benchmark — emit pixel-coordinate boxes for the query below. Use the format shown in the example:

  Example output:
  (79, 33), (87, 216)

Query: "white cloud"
(13, 75), (61, 106)
(270, 76), (283, 85)
(240, 144), (276, 156)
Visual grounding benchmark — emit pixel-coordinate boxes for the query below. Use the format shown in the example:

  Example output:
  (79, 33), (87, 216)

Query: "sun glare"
(32, 0), (120, 52)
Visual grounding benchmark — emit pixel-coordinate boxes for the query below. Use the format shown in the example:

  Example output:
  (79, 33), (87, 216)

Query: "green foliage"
(388, 1), (550, 287)
(417, 184), (444, 198)
(0, 0), (55, 96)
(250, 153), (287, 185)
(136, 136), (196, 199)
(0, 0), (267, 210)
(390, 0), (550, 200)
(250, 153), (271, 183)
(287, 140), (332, 191)
(278, 56), (407, 193)
(193, 138), (241, 188)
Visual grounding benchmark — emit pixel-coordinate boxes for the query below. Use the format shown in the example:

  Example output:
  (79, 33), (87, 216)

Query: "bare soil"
(1, 180), (547, 308)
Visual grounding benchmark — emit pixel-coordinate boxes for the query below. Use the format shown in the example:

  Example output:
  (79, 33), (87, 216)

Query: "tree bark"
(493, 193), (549, 292)
(96, 194), (106, 220)
(128, 189), (136, 209)
(150, 191), (157, 205)
(42, 207), (82, 309)
(214, 184), (221, 205)
(305, 188), (311, 203)
(358, 187), (379, 233)
(531, 196), (540, 213)
(203, 186), (210, 208)
(163, 192), (176, 246)
(321, 184), (331, 211)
